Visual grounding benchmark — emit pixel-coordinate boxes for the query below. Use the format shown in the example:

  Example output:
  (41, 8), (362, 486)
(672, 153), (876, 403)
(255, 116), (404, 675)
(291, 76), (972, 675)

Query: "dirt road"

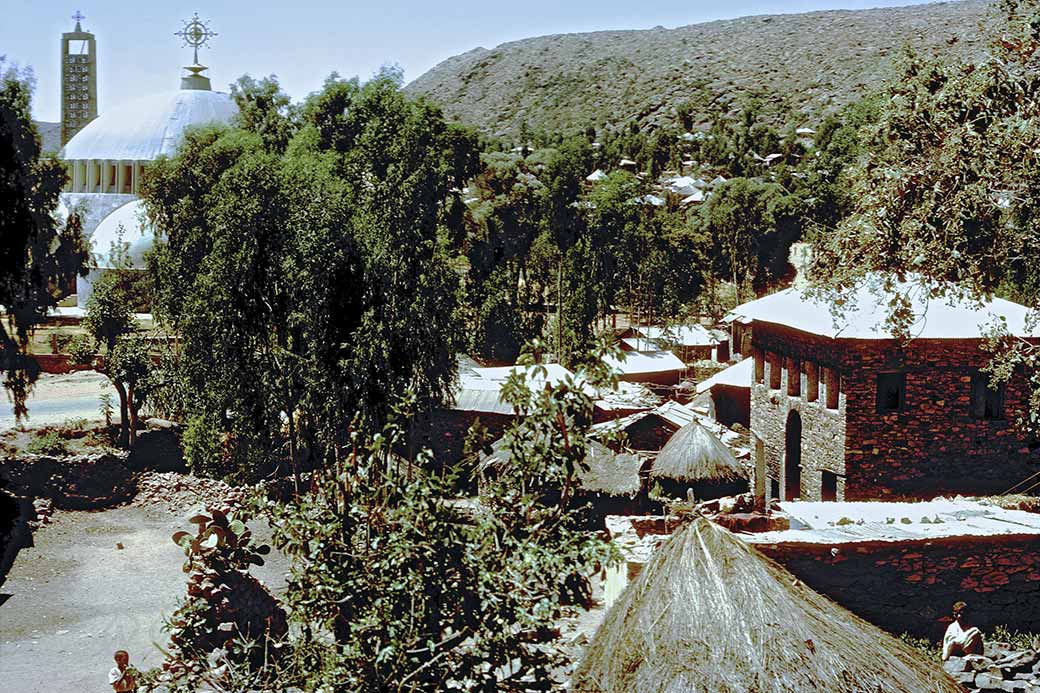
(0, 371), (118, 430)
(0, 504), (289, 692)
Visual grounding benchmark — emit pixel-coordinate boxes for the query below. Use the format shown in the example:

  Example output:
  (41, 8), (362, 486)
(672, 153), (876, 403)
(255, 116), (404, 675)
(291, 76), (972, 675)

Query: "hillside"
(406, 1), (991, 139)
(33, 121), (61, 154)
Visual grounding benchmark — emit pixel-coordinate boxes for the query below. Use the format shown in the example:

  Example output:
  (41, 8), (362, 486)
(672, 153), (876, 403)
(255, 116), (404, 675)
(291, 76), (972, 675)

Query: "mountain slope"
(406, 1), (991, 138)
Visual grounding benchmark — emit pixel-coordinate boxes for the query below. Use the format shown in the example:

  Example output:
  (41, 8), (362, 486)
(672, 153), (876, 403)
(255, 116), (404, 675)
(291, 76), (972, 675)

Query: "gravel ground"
(0, 502), (289, 692)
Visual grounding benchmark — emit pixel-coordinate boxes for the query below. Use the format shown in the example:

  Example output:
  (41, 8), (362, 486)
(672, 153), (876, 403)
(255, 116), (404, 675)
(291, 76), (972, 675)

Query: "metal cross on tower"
(72, 10), (85, 30)
(175, 12), (217, 65)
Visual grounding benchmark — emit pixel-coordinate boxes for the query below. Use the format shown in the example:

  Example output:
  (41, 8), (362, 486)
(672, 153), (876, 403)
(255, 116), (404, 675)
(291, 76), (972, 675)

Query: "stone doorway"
(785, 410), (802, 500)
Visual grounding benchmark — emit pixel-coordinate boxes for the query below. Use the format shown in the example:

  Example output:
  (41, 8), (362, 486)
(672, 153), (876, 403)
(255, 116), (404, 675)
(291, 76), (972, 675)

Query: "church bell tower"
(60, 11), (98, 146)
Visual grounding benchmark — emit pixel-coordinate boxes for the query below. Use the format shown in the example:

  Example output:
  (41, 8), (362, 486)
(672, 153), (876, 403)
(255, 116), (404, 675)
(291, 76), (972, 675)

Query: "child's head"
(114, 650), (129, 667)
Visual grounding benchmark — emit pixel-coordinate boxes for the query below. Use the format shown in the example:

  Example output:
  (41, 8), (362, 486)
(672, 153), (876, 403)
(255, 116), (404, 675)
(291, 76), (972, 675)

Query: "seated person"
(942, 601), (984, 660)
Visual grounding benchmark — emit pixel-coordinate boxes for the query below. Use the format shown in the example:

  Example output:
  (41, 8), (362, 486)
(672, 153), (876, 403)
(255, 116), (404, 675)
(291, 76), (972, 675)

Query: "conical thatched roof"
(650, 421), (744, 483)
(573, 516), (961, 693)
(479, 438), (642, 497)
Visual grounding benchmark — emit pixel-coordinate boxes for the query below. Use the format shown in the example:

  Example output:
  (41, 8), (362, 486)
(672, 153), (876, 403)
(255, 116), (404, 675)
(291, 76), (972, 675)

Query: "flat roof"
(745, 499), (1040, 545)
(696, 358), (752, 394)
(605, 349), (685, 375)
(726, 274), (1037, 340)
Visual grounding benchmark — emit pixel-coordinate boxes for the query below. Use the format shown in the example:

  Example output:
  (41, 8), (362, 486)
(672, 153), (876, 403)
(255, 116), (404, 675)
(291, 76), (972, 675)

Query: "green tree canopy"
(143, 70), (480, 480)
(0, 59), (88, 419)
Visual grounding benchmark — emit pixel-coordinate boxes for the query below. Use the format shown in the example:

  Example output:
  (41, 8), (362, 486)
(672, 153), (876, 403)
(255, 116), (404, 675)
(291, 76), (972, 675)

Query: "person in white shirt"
(108, 649), (137, 692)
(942, 601), (984, 660)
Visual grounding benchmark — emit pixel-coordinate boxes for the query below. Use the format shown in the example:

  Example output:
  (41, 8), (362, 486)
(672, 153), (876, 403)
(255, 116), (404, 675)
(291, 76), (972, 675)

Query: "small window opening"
(769, 353), (782, 390)
(971, 373), (1005, 420)
(825, 368), (841, 409)
(806, 362), (819, 402)
(821, 471), (838, 502)
(787, 357), (800, 396)
(876, 372), (906, 414)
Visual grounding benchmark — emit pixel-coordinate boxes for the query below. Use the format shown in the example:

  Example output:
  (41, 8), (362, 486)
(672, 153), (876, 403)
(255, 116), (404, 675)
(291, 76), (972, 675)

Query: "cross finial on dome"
(72, 10), (85, 31)
(175, 12), (217, 66)
(175, 12), (218, 90)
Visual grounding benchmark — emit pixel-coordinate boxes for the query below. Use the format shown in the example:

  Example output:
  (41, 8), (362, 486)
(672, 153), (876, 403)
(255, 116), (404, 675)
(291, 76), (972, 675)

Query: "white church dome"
(61, 88), (238, 162)
(89, 199), (154, 270)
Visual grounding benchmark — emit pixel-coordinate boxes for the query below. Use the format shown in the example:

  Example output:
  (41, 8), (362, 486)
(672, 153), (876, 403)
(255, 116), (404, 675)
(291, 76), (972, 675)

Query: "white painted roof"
(590, 399), (695, 438)
(605, 350), (685, 376)
(796, 127), (816, 135)
(640, 194), (665, 207)
(88, 199), (153, 269)
(639, 324), (721, 346)
(696, 358), (753, 394)
(586, 169), (607, 182)
(726, 276), (1038, 339)
(61, 89), (238, 161)
(745, 499), (1040, 545)
(453, 363), (658, 414)
(681, 190), (705, 205)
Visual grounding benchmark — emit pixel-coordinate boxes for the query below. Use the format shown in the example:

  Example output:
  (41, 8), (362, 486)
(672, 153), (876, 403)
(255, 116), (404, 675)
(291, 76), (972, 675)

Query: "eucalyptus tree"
(0, 59), (88, 419)
(143, 70), (480, 480)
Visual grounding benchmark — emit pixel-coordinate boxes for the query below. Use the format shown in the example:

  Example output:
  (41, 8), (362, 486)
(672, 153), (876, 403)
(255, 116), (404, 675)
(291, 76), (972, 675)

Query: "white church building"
(58, 32), (238, 308)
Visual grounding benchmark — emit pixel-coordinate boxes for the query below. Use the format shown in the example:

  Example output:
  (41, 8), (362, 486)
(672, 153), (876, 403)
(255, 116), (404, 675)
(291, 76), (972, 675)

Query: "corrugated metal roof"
(605, 350), (685, 375)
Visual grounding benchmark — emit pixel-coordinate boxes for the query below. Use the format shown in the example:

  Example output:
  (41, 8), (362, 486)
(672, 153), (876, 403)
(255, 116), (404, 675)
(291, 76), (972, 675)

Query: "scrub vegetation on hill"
(406, 0), (991, 139)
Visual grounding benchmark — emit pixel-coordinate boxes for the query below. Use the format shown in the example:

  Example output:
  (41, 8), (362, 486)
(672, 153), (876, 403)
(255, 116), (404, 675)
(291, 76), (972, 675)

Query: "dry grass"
(650, 421), (744, 484)
(573, 516), (961, 693)
(480, 438), (642, 497)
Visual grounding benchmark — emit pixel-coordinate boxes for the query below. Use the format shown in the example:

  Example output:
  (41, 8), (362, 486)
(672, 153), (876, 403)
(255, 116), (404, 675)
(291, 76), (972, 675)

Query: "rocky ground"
(0, 476), (289, 692)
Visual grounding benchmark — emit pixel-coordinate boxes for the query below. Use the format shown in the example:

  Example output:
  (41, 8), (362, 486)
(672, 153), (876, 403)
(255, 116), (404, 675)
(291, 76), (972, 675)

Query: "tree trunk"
(287, 405), (301, 495)
(556, 257), (563, 361)
(127, 382), (138, 449)
(113, 379), (129, 448)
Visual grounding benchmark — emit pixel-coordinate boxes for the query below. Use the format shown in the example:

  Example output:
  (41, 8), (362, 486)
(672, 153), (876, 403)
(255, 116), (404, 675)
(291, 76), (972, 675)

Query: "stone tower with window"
(61, 12), (98, 146)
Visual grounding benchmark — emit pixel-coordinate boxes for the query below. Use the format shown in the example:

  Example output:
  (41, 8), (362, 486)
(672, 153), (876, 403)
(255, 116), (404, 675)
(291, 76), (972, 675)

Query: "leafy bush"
(156, 505), (287, 691)
(25, 430), (69, 456)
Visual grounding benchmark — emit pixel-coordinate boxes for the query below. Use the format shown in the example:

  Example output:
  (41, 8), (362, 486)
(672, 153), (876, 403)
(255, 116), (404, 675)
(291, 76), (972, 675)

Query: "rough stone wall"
(841, 339), (1040, 498)
(756, 535), (1040, 638)
(750, 322), (1040, 500)
(750, 324), (847, 502)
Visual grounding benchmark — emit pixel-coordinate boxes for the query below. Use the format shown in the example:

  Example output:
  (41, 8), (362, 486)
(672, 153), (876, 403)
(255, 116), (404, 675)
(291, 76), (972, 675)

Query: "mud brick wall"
(755, 534), (1040, 638)
(750, 321), (1040, 501)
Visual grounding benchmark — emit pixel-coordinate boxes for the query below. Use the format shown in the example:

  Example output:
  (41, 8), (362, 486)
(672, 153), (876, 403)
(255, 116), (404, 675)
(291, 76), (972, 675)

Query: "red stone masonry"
(749, 322), (1040, 501)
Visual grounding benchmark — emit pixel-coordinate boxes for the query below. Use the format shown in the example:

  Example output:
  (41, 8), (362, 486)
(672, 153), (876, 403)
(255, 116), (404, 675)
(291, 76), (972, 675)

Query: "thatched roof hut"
(651, 421), (743, 484)
(479, 438), (642, 497)
(573, 516), (961, 693)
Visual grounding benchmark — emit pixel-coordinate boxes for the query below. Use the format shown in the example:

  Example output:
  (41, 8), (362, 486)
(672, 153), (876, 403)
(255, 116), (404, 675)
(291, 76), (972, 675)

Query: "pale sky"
(5, 0), (946, 122)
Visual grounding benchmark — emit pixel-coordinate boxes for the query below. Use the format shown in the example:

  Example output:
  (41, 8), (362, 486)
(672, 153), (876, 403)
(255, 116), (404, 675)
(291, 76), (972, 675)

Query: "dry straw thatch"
(479, 438), (642, 497)
(573, 516), (961, 693)
(650, 421), (744, 483)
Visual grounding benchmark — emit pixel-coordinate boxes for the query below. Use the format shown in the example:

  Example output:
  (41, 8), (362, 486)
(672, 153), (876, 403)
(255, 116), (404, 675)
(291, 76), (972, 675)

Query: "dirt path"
(0, 504), (289, 692)
(0, 371), (118, 430)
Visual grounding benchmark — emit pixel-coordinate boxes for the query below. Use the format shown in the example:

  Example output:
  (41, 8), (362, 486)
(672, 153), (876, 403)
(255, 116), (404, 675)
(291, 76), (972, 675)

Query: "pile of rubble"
(945, 642), (1040, 692)
(1, 451), (135, 509)
(131, 471), (247, 513)
(29, 498), (54, 530)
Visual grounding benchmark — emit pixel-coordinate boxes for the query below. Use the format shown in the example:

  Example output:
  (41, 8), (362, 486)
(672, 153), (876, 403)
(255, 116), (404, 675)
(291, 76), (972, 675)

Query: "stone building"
(731, 276), (1040, 501)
